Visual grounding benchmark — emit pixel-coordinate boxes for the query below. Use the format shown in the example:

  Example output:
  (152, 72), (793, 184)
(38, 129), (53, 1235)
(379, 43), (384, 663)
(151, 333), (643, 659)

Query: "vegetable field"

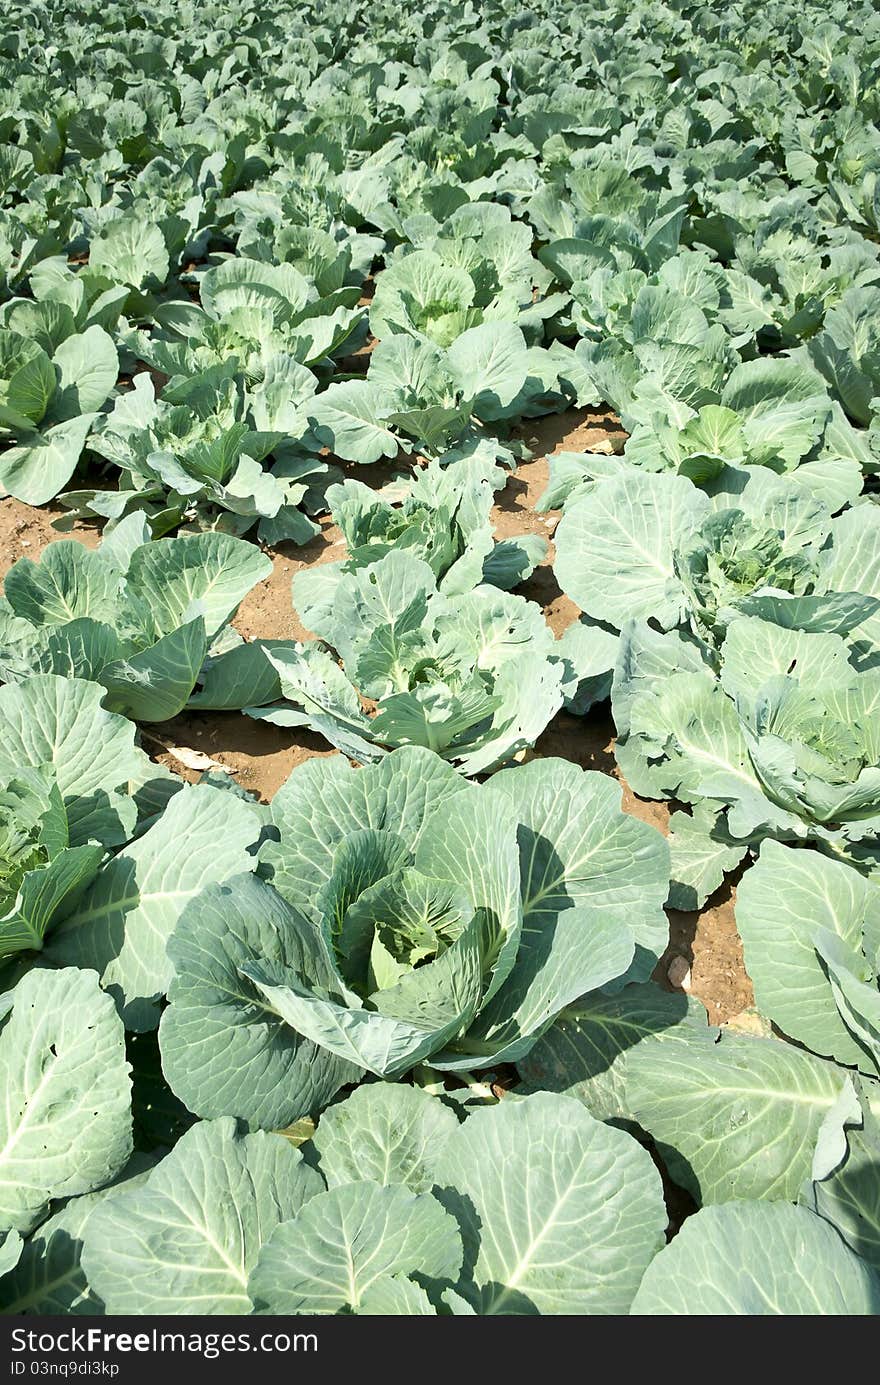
(1, 0), (879, 1318)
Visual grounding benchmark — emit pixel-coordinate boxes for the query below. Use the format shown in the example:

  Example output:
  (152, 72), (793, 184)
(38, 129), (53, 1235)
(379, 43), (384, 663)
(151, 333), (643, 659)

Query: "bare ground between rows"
(0, 406), (753, 1025)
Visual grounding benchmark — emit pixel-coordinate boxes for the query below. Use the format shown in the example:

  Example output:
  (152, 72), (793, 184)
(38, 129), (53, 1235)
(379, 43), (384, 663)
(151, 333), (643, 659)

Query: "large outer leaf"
(814, 929), (880, 1074)
(625, 1029), (852, 1203)
(307, 380), (400, 463)
(553, 471), (709, 631)
(358, 1276), (436, 1314)
(0, 1232), (22, 1281)
(49, 326), (117, 422)
(446, 322), (530, 419)
(122, 533), (271, 642)
(249, 1181), (462, 1314)
(517, 983), (714, 1123)
(99, 617), (208, 722)
(631, 1202), (880, 1315)
(46, 784), (262, 1030)
(3, 541), (119, 627)
(0, 1156), (154, 1315)
(159, 874), (359, 1129)
(720, 617), (854, 705)
(431, 1092), (666, 1315)
(0, 412), (97, 505)
(0, 968), (132, 1234)
(820, 504), (880, 656)
(81, 1120), (320, 1315)
(737, 841), (879, 1070)
(486, 757), (669, 982)
(0, 676), (147, 847)
(311, 1082), (459, 1193)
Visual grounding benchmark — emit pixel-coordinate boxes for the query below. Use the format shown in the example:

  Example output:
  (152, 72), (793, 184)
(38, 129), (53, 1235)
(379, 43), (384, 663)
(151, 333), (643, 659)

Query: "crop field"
(0, 0), (879, 1320)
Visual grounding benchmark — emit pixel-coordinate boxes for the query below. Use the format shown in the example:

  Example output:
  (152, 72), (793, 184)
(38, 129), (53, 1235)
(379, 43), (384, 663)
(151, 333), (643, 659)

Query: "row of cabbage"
(0, 0), (879, 1317)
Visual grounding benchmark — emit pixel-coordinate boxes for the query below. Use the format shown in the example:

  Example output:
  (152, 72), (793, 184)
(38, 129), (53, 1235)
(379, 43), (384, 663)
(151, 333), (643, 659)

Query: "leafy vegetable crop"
(1, 0), (880, 1320)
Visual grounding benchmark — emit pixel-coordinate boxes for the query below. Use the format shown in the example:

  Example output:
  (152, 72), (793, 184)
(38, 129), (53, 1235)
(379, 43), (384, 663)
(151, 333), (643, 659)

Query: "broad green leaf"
(803, 1081), (880, 1271)
(486, 757), (669, 982)
(820, 504), (880, 656)
(631, 1202), (880, 1315)
(100, 617), (209, 722)
(0, 1231), (22, 1281)
(0, 1156), (154, 1315)
(159, 874), (359, 1130)
(265, 749), (470, 923)
(358, 1276), (436, 1314)
(720, 358), (831, 468)
(46, 784), (262, 1030)
(0, 413), (97, 505)
(626, 1028), (853, 1203)
(446, 322), (529, 419)
(431, 1092), (666, 1315)
(814, 928), (880, 1074)
(121, 534), (271, 643)
(307, 380), (400, 464)
(0, 968), (132, 1235)
(0, 676), (147, 847)
(88, 216), (169, 290)
(49, 326), (117, 422)
(3, 542), (118, 627)
(737, 842), (879, 1070)
(517, 983), (713, 1123)
(666, 805), (747, 911)
(554, 472), (709, 630)
(249, 1181), (462, 1314)
(81, 1120), (320, 1315)
(0, 843), (103, 958)
(243, 921), (484, 1077)
(414, 780), (522, 1003)
(311, 1082), (459, 1192)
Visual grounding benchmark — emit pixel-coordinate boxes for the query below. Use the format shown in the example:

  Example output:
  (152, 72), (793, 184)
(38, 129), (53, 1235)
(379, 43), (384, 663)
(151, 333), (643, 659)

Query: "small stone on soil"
(667, 955), (692, 991)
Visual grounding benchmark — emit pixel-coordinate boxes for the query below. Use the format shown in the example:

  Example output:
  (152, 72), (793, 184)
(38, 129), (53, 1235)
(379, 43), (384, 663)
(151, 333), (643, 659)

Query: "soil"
(0, 406), (753, 1025)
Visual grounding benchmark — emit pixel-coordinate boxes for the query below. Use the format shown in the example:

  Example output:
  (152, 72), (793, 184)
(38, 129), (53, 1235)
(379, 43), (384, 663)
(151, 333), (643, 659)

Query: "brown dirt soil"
(0, 407), (753, 1024)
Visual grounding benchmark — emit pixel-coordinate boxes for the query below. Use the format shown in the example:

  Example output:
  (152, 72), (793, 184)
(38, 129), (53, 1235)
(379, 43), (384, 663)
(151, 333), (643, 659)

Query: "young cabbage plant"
(76, 370), (330, 542)
(125, 255), (366, 380)
(230, 550), (566, 774)
(0, 322), (118, 504)
(304, 453), (547, 600)
(613, 613), (880, 906)
(307, 324), (561, 464)
(0, 511), (271, 721)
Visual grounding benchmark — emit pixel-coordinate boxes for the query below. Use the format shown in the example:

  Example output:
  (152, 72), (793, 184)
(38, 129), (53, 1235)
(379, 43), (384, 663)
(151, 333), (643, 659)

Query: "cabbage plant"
(308, 454), (546, 598)
(0, 322), (117, 504)
(551, 468), (880, 717)
(75, 370), (329, 542)
(238, 550), (566, 774)
(127, 255), (366, 379)
(0, 513), (271, 721)
(308, 323), (561, 464)
(156, 745), (669, 1127)
(614, 613), (880, 905)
